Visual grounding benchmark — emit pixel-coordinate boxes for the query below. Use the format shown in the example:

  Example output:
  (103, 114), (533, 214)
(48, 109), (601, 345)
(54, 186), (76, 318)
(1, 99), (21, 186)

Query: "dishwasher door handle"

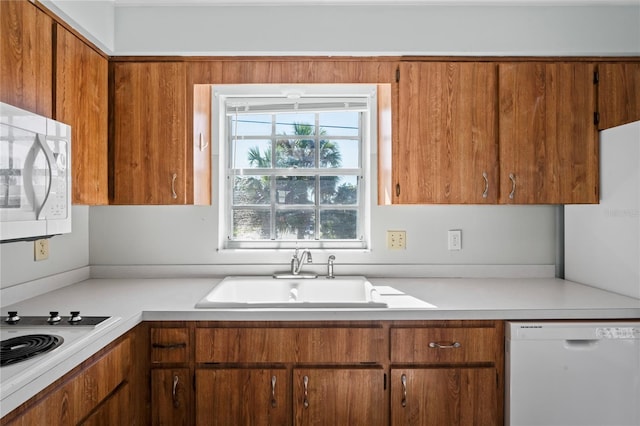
(563, 339), (599, 350)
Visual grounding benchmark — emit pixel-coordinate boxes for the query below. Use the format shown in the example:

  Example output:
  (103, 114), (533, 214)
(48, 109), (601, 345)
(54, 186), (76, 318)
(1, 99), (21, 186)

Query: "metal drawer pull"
(401, 374), (407, 407)
(152, 342), (187, 349)
(171, 173), (178, 199)
(303, 375), (310, 408)
(172, 374), (180, 407)
(482, 172), (489, 198)
(428, 341), (462, 349)
(271, 375), (277, 408)
(509, 173), (516, 199)
(199, 132), (209, 151)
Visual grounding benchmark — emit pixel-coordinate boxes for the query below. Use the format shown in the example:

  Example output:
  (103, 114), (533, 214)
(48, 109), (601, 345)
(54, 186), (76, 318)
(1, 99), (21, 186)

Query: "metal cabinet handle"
(509, 173), (516, 200)
(303, 375), (309, 408)
(482, 172), (489, 198)
(428, 341), (462, 349)
(199, 132), (209, 152)
(271, 375), (277, 408)
(152, 343), (187, 349)
(172, 374), (180, 408)
(401, 374), (407, 407)
(171, 173), (178, 199)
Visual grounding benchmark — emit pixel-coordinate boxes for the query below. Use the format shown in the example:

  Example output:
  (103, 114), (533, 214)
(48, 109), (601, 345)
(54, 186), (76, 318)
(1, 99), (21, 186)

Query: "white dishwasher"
(506, 321), (640, 426)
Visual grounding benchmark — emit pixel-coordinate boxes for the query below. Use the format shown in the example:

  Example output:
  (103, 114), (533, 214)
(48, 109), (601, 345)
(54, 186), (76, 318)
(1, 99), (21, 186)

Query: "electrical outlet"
(34, 239), (49, 261)
(448, 230), (462, 251)
(387, 230), (406, 250)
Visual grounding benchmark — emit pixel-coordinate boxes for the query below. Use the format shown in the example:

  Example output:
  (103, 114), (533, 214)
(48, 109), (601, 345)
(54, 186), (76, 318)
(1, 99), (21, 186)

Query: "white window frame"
(213, 84), (376, 251)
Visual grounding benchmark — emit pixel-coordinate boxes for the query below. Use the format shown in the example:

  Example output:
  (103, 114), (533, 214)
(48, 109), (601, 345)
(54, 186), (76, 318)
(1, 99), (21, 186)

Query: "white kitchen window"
(214, 85), (376, 250)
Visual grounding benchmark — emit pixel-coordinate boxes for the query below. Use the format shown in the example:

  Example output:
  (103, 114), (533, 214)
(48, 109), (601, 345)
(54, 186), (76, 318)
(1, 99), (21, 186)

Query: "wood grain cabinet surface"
(0, 0), (53, 117)
(55, 24), (109, 205)
(188, 321), (503, 425)
(598, 62), (640, 130)
(194, 323), (388, 425)
(196, 368), (289, 426)
(149, 324), (193, 426)
(110, 61), (188, 204)
(389, 321), (503, 426)
(396, 62), (499, 204)
(0, 338), (131, 426)
(498, 62), (599, 204)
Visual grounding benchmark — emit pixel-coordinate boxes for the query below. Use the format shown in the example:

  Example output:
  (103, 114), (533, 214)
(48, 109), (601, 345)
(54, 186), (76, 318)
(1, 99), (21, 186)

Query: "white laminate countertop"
(1, 276), (639, 417)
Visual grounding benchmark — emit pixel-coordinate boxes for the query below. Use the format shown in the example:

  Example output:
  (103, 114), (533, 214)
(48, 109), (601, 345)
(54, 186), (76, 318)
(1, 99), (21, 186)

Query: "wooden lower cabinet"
(152, 368), (192, 426)
(81, 382), (130, 426)
(293, 368), (386, 426)
(0, 337), (131, 426)
(155, 321), (503, 425)
(195, 368), (289, 426)
(390, 367), (498, 426)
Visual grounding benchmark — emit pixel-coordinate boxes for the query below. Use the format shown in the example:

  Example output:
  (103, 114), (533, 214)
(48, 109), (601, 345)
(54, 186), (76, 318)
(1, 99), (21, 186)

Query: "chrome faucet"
(327, 255), (336, 279)
(291, 248), (313, 275)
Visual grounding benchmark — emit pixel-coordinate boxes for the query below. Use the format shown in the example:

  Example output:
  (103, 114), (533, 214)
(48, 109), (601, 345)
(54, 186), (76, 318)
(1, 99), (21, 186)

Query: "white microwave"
(0, 102), (72, 243)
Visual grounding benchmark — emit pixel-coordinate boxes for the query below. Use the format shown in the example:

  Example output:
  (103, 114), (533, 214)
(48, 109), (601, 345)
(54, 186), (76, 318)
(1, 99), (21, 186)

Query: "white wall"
(89, 204), (558, 276)
(112, 4), (640, 56)
(0, 206), (90, 289)
(43, 1), (115, 53)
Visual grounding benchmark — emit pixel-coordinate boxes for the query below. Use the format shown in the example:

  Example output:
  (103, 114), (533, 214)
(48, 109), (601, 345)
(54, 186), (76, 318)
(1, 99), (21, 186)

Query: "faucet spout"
(291, 249), (312, 275)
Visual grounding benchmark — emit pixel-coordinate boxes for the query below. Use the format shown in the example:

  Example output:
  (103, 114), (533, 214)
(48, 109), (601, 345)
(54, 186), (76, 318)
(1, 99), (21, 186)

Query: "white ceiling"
(112, 0), (640, 5)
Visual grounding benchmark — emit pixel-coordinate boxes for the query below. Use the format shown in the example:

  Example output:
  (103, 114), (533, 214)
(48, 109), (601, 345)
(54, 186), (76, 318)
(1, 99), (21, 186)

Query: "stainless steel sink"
(195, 276), (388, 308)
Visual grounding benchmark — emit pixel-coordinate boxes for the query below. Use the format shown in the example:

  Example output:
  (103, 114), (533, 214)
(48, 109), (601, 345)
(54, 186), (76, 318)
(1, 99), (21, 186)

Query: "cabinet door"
(396, 62), (498, 204)
(81, 382), (130, 426)
(0, 0), (53, 117)
(56, 24), (109, 205)
(293, 368), (386, 426)
(152, 368), (191, 426)
(195, 368), (289, 426)
(598, 62), (640, 130)
(499, 62), (598, 204)
(111, 61), (187, 204)
(390, 368), (497, 426)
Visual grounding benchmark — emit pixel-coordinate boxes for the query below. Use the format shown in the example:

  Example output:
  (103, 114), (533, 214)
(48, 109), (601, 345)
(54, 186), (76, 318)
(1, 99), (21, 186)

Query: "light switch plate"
(448, 230), (462, 251)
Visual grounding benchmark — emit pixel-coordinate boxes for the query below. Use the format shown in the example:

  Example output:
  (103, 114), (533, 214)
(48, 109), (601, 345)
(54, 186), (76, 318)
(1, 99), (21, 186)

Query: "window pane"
(233, 176), (271, 205)
(320, 139), (359, 168)
(276, 210), (315, 240)
(276, 176), (314, 205)
(275, 113), (315, 135)
(275, 137), (316, 168)
(319, 112), (359, 137)
(320, 176), (358, 205)
(231, 140), (271, 169)
(320, 210), (358, 239)
(233, 209), (271, 240)
(231, 114), (272, 137)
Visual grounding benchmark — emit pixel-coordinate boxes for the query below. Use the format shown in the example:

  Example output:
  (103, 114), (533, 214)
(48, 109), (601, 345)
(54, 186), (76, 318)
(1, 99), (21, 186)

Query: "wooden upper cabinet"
(110, 61), (188, 204)
(598, 62), (640, 130)
(0, 0), (53, 117)
(499, 62), (599, 204)
(395, 62), (499, 204)
(56, 24), (109, 205)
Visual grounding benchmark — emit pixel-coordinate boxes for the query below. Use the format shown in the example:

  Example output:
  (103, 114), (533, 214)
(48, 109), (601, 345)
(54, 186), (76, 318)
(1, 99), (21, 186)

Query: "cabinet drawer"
(151, 328), (190, 364)
(391, 327), (498, 363)
(196, 327), (386, 363)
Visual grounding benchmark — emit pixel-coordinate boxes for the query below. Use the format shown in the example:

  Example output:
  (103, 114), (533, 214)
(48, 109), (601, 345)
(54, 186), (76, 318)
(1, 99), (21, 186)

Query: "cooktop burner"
(0, 334), (64, 366)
